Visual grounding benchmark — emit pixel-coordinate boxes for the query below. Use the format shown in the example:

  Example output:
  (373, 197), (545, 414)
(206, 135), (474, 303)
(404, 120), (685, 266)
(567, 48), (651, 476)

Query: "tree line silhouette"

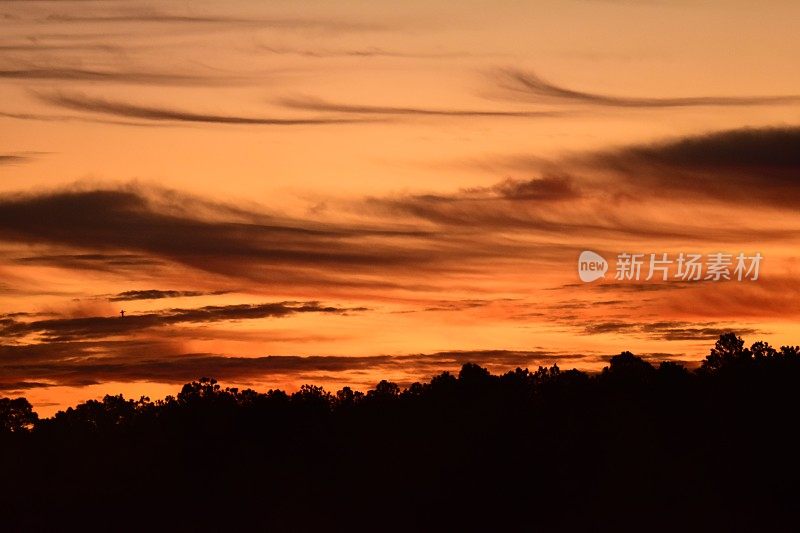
(2, 333), (799, 531)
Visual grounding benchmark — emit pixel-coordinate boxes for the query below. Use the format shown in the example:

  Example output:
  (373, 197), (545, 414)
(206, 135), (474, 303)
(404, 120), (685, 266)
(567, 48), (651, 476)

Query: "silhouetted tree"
(335, 386), (364, 408)
(178, 377), (223, 403)
(366, 380), (400, 401)
(458, 362), (492, 384)
(603, 351), (656, 382)
(0, 397), (37, 433)
(702, 332), (748, 372)
(2, 333), (798, 531)
(291, 384), (332, 414)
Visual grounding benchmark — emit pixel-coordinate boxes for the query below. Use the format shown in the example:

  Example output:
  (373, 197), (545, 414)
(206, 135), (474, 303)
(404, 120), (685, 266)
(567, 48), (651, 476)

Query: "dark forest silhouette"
(2, 333), (799, 531)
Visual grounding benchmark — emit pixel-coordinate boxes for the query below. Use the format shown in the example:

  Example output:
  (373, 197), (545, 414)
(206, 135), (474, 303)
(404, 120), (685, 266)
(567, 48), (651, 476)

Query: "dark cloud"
(593, 126), (800, 171)
(0, 185), (481, 287)
(367, 175), (787, 243)
(37, 92), (379, 125)
(467, 174), (580, 201)
(0, 341), (595, 388)
(0, 381), (51, 392)
(498, 68), (800, 108)
(0, 108), (170, 127)
(17, 253), (162, 271)
(278, 95), (560, 118)
(1, 66), (244, 85)
(43, 11), (386, 32)
(367, 175), (586, 231)
(0, 41), (120, 53)
(0, 301), (363, 342)
(422, 299), (507, 312)
(585, 126), (800, 208)
(0, 338), (183, 368)
(551, 281), (692, 293)
(1, 126), (797, 292)
(109, 289), (225, 302)
(259, 45), (474, 59)
(642, 322), (761, 341)
(0, 153), (36, 164)
(584, 321), (637, 335)
(0, 312), (40, 319)
(583, 320), (762, 341)
(482, 125), (800, 212)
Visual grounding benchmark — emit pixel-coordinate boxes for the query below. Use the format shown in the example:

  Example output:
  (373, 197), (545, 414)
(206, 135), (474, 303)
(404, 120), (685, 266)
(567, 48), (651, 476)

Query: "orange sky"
(1, 0), (799, 416)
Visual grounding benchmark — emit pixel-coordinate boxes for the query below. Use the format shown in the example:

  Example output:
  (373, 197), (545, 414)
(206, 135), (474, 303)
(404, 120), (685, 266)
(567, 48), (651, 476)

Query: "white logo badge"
(578, 251), (607, 283)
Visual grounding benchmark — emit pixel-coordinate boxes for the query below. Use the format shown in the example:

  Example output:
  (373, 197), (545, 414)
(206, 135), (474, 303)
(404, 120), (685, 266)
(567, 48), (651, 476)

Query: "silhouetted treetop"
(700, 332), (800, 374)
(2, 333), (800, 530)
(0, 397), (37, 433)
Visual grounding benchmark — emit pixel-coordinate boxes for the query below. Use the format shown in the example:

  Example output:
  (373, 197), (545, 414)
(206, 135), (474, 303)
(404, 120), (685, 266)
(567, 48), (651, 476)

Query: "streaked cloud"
(0, 342), (595, 389)
(279, 95), (559, 118)
(0, 301), (364, 342)
(0, 40), (121, 53)
(0, 184), (479, 290)
(17, 253), (162, 271)
(37, 92), (379, 126)
(0, 66), (246, 85)
(259, 45), (477, 59)
(0, 153), (36, 165)
(2, 126), (799, 294)
(43, 11), (387, 33)
(476, 126), (800, 211)
(583, 320), (762, 340)
(497, 68), (800, 108)
(108, 289), (226, 302)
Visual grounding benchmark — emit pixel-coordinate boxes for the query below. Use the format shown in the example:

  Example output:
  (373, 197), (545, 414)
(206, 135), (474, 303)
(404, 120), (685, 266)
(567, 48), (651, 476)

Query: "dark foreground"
(2, 333), (799, 532)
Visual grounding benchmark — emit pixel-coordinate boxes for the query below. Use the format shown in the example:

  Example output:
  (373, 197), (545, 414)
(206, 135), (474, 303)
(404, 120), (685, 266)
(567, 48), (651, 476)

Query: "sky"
(1, 0), (799, 415)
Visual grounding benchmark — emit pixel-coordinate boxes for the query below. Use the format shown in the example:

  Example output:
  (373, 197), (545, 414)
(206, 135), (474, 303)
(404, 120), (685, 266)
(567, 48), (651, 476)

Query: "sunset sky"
(1, 0), (799, 415)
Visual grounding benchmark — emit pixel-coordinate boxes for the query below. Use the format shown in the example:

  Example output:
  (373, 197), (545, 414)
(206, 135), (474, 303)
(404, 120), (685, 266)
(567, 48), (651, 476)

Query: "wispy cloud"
(477, 126), (800, 211)
(0, 41), (121, 53)
(43, 10), (387, 33)
(17, 253), (162, 271)
(3, 124), (799, 293)
(0, 184), (472, 289)
(366, 176), (792, 243)
(36, 92), (379, 126)
(279, 95), (560, 118)
(259, 45), (475, 59)
(0, 381), (50, 393)
(0, 301), (364, 342)
(0, 153), (36, 164)
(583, 320), (762, 341)
(1, 66), (245, 85)
(0, 108), (164, 127)
(108, 289), (227, 302)
(0, 342), (594, 389)
(497, 68), (800, 108)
